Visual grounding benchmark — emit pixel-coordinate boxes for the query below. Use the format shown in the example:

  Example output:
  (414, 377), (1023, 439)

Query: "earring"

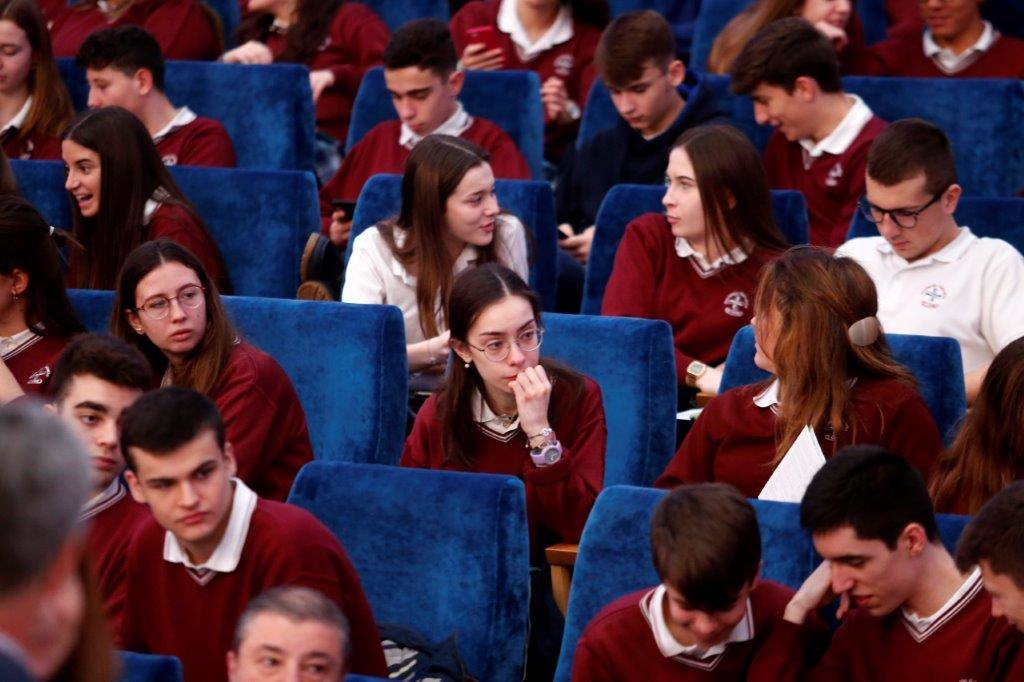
(464, 361), (470, 368)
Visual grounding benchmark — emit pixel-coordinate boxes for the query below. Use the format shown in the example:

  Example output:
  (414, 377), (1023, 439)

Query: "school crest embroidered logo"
(723, 291), (749, 317)
(553, 54), (574, 77)
(920, 284), (947, 309)
(825, 162), (843, 187)
(318, 36), (332, 52)
(18, 139), (33, 160)
(161, 154), (179, 166)
(26, 365), (51, 385)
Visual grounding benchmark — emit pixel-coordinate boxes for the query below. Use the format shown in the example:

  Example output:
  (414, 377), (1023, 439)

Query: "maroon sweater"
(156, 117), (236, 168)
(401, 376), (606, 545)
(655, 378), (942, 497)
(209, 343), (313, 502)
(120, 498), (387, 680)
(51, 0), (221, 61)
(762, 116), (887, 248)
(1, 129), (61, 161)
(147, 203), (228, 293)
(846, 31), (1024, 78)
(573, 581), (825, 681)
(4, 333), (70, 397)
(601, 213), (780, 386)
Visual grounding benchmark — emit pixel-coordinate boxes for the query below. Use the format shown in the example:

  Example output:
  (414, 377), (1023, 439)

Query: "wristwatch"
(685, 360), (709, 388)
(530, 441), (563, 467)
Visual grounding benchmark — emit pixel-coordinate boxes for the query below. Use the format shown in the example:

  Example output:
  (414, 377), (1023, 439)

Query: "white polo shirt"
(836, 228), (1024, 372)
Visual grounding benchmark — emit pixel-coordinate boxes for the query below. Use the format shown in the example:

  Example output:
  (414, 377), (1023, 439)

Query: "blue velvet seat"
(345, 66), (544, 180)
(58, 60), (315, 171)
(287, 461), (530, 682)
(356, 0), (448, 29)
(553, 485), (972, 681)
(606, 0), (701, 60)
(581, 184), (810, 315)
(542, 313), (677, 487)
(68, 290), (408, 465)
(118, 652), (182, 682)
(719, 325), (968, 443)
(11, 160), (319, 300)
(348, 173), (559, 310)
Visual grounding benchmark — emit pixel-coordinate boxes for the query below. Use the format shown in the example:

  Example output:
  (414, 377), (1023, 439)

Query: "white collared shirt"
(0, 328), (36, 358)
(798, 95), (874, 161)
(399, 101), (474, 150)
(674, 238), (750, 279)
(902, 567), (982, 641)
(923, 21), (997, 75)
(0, 96), (32, 137)
(152, 106), (198, 144)
(497, 0), (574, 62)
(81, 477), (129, 522)
(641, 585), (754, 663)
(163, 478), (257, 585)
(753, 379), (781, 409)
(472, 389), (520, 433)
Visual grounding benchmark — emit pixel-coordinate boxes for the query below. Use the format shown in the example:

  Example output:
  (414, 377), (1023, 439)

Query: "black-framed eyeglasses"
(858, 191), (944, 230)
(136, 284), (205, 320)
(467, 327), (544, 362)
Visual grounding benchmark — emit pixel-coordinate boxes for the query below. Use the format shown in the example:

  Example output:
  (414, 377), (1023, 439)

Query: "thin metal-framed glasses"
(137, 284), (205, 320)
(857, 191), (944, 229)
(467, 327), (544, 362)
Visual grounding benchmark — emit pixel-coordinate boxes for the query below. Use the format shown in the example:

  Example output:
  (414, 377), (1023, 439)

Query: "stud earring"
(464, 361), (470, 368)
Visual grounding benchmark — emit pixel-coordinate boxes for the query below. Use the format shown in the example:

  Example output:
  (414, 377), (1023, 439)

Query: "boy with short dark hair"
(731, 18), (886, 248)
(119, 387), (386, 681)
(76, 25), (236, 168)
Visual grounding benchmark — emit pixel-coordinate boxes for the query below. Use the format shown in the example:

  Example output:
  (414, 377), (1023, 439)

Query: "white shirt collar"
(923, 22), (997, 75)
(0, 96), (32, 136)
(163, 478), (257, 581)
(399, 101), (473, 150)
(81, 477), (128, 521)
(0, 328), (36, 357)
(497, 0), (574, 62)
(471, 389), (520, 434)
(151, 106), (197, 144)
(874, 226), (976, 265)
(798, 95), (874, 158)
(902, 567), (982, 636)
(674, 238), (749, 277)
(642, 585), (754, 661)
(753, 379), (781, 409)
(143, 188), (172, 225)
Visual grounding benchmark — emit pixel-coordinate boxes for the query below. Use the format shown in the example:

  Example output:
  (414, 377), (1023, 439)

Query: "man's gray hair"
(232, 586), (350, 657)
(0, 403), (91, 596)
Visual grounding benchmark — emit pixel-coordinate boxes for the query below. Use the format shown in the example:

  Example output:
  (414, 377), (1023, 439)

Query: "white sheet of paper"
(758, 425), (826, 503)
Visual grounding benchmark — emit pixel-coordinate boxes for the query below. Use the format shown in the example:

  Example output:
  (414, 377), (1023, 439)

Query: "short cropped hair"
(801, 445), (938, 549)
(383, 19), (457, 77)
(866, 118), (958, 195)
(0, 404), (90, 596)
(650, 484), (761, 612)
(730, 17), (841, 95)
(119, 387), (225, 471)
(957, 482), (1024, 587)
(75, 25), (166, 92)
(595, 10), (676, 88)
(232, 586), (350, 658)
(51, 333), (153, 404)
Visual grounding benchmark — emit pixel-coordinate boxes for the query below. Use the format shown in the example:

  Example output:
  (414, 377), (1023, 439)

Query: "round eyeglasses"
(137, 284), (205, 320)
(467, 327), (544, 362)
(857, 191), (943, 230)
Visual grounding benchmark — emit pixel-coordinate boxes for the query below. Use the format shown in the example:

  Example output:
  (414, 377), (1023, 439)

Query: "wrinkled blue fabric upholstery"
(288, 461), (531, 682)
(543, 314), (677, 487)
(345, 66), (544, 180)
(720, 326), (967, 443)
(581, 184), (809, 314)
(357, 0), (448, 29)
(69, 290), (408, 464)
(58, 60), (316, 171)
(118, 652), (182, 682)
(554, 486), (972, 681)
(349, 173), (559, 310)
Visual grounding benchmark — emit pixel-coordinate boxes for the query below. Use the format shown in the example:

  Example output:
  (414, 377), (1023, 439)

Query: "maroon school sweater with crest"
(156, 117), (236, 168)
(4, 333), (70, 397)
(1, 129), (61, 161)
(846, 32), (1024, 78)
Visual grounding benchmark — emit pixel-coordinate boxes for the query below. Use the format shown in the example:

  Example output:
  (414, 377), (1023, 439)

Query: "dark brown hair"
(866, 118), (958, 195)
(383, 18), (457, 77)
(111, 240), (239, 397)
(708, 0), (828, 74)
(729, 17), (842, 95)
(51, 333), (152, 403)
(650, 483), (761, 612)
(595, 10), (675, 87)
(120, 386), (226, 471)
(930, 338), (1024, 514)
(235, 0), (343, 63)
(957, 481), (1024, 587)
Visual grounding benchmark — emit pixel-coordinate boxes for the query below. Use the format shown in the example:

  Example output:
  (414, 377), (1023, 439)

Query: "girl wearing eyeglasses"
(402, 263), (605, 546)
(63, 107), (230, 293)
(111, 240), (312, 501)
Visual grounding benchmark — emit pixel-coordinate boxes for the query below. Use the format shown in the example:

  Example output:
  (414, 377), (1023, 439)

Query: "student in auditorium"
(50, 333), (152, 631)
(929, 338), (1024, 515)
(602, 124), (787, 399)
(318, 18), (530, 249)
(76, 26), (237, 168)
(62, 106), (230, 292)
(119, 387), (386, 680)
(50, 0), (222, 61)
(0, 195), (83, 404)
(836, 119), (1024, 404)
(0, 0), (73, 160)
(574, 483), (826, 680)
(774, 446), (1024, 680)
(343, 134), (529, 375)
(656, 247), (941, 497)
(730, 18), (886, 248)
(450, 0), (608, 160)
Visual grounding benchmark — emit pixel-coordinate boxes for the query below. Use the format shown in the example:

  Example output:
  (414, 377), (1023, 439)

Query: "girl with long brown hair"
(656, 247), (942, 497)
(930, 338), (1024, 515)
(0, 0), (74, 160)
(111, 240), (312, 501)
(602, 124), (788, 399)
(342, 134), (529, 374)
(62, 106), (229, 292)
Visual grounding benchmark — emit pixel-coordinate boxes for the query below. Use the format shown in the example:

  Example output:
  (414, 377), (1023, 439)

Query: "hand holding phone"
(462, 26), (504, 70)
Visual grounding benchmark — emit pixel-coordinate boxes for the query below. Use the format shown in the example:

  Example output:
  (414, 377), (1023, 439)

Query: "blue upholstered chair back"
(68, 290), (408, 464)
(356, 0), (448, 29)
(58, 60), (316, 171)
(553, 485), (972, 681)
(345, 67), (545, 180)
(205, 0), (240, 45)
(118, 651), (183, 682)
(288, 461), (531, 682)
(348, 173), (559, 310)
(11, 160), (319, 300)
(581, 184), (810, 315)
(719, 326), (968, 442)
(542, 313), (677, 487)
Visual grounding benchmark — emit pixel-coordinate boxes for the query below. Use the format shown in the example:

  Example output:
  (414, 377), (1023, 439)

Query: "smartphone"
(466, 25), (502, 54)
(330, 199), (356, 220)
